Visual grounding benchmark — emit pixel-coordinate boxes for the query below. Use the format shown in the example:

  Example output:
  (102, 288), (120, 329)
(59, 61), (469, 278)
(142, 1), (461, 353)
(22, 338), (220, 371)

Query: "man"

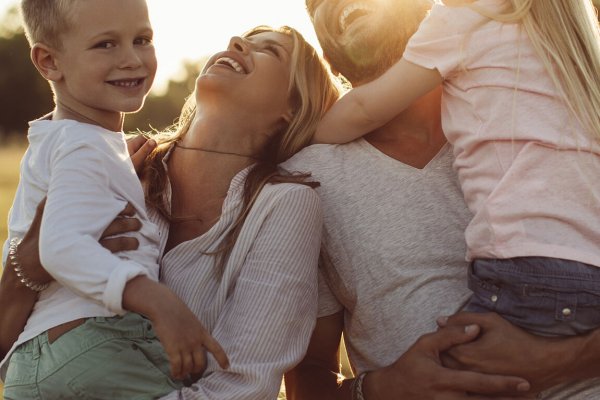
(283, 0), (600, 398)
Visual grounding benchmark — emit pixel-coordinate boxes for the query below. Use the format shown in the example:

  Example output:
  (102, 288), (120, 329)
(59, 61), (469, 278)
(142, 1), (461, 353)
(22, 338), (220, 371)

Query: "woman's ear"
(30, 43), (62, 82)
(281, 107), (294, 124)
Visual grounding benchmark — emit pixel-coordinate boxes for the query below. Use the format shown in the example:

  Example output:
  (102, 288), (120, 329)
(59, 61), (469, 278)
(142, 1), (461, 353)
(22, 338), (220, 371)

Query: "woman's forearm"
(0, 265), (38, 358)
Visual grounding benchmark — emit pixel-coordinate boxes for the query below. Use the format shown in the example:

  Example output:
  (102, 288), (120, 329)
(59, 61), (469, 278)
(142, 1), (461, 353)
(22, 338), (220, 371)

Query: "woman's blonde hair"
(471, 0), (600, 142)
(143, 25), (341, 268)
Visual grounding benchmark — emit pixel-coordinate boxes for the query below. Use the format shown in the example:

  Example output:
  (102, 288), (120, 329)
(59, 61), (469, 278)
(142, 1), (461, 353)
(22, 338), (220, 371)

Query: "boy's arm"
(39, 138), (152, 313)
(313, 59), (442, 144)
(440, 312), (600, 394)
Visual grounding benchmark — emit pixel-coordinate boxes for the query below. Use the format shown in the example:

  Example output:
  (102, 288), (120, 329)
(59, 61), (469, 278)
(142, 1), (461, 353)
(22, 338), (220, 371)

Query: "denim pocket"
(65, 338), (179, 400)
(466, 257), (600, 336)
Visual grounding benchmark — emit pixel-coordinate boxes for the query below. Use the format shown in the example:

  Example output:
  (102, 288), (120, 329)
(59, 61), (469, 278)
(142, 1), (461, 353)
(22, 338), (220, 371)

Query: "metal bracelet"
(352, 372), (367, 400)
(8, 237), (50, 292)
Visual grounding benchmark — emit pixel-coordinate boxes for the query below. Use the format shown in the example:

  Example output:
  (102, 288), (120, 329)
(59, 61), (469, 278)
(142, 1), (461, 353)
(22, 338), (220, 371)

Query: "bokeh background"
(2, 0), (600, 398)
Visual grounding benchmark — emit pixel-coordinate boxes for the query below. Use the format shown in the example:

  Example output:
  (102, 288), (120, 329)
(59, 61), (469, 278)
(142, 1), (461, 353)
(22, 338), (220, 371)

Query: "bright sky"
(0, 0), (320, 94)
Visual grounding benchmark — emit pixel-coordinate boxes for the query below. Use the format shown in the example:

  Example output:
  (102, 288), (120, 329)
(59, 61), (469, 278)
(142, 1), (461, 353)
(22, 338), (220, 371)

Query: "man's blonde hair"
(20, 0), (75, 48)
(472, 0), (600, 143)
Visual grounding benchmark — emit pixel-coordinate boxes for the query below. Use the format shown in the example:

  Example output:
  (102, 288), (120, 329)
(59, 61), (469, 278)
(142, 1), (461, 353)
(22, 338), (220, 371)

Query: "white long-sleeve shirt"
(156, 163), (322, 400)
(1, 119), (160, 379)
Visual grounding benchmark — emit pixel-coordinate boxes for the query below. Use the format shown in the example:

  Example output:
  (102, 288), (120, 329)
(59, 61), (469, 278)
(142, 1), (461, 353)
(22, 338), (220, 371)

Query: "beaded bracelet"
(352, 372), (367, 400)
(8, 237), (50, 292)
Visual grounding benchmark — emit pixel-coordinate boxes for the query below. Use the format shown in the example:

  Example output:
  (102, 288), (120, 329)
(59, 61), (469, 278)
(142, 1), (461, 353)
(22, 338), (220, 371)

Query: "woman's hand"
(16, 198), (52, 285)
(16, 200), (143, 284)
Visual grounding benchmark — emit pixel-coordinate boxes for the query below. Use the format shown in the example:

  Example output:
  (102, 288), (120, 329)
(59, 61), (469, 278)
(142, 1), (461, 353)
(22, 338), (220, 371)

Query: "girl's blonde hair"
(143, 25), (341, 268)
(471, 0), (600, 142)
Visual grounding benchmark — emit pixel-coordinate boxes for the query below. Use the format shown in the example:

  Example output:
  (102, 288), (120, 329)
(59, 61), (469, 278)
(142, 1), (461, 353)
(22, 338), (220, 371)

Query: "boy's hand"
(152, 287), (230, 380)
(126, 134), (156, 174)
(123, 277), (230, 380)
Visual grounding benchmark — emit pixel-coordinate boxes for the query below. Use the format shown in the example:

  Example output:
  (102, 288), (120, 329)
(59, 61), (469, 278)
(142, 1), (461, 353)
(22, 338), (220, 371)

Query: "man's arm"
(285, 312), (533, 400)
(439, 312), (600, 394)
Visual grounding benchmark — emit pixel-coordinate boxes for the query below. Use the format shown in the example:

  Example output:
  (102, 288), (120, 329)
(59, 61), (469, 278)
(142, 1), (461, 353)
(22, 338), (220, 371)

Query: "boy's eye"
(94, 41), (115, 49)
(134, 37), (153, 46)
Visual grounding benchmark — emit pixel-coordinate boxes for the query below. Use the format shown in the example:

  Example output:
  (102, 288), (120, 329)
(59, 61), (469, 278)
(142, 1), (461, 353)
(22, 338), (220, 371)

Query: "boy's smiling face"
(52, 0), (157, 129)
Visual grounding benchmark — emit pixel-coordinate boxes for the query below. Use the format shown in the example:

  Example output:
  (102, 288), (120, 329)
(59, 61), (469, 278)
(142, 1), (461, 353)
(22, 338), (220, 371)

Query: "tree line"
(2, 2), (600, 141)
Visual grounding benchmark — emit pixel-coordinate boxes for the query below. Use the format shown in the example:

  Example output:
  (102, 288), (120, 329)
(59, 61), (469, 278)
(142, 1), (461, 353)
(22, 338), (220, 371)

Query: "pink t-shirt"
(403, 0), (600, 267)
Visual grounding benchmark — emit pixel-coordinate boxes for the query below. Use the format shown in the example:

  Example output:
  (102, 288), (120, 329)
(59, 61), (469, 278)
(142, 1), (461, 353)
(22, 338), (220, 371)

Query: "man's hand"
(126, 134), (156, 174)
(363, 324), (533, 400)
(438, 312), (591, 395)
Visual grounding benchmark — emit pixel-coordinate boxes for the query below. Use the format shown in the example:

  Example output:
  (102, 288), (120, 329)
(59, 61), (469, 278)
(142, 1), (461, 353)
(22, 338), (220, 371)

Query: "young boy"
(0, 1), (227, 398)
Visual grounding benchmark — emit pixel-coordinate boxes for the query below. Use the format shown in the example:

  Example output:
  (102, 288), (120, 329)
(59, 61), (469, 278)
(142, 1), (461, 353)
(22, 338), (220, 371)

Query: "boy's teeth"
(112, 80), (140, 87)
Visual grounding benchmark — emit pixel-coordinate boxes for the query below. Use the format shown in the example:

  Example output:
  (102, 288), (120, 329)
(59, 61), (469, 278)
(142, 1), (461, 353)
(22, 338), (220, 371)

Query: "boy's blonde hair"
(472, 0), (600, 143)
(20, 0), (75, 48)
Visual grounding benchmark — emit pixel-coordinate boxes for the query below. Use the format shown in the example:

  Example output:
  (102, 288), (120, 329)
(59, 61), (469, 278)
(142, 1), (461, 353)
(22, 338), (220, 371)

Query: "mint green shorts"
(3, 313), (182, 400)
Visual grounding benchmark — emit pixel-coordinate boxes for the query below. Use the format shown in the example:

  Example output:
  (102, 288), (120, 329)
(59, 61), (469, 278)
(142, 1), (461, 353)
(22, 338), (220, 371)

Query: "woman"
(0, 25), (341, 399)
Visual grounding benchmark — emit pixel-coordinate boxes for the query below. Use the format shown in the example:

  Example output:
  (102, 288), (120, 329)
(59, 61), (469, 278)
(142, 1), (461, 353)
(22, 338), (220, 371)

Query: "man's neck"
(363, 86), (445, 169)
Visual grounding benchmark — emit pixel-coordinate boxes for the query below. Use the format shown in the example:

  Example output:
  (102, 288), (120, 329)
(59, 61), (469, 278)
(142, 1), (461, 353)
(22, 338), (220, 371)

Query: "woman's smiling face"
(196, 30), (295, 132)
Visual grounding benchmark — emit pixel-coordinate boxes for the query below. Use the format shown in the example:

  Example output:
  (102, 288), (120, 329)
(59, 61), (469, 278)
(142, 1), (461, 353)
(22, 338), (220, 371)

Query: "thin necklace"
(175, 142), (259, 161)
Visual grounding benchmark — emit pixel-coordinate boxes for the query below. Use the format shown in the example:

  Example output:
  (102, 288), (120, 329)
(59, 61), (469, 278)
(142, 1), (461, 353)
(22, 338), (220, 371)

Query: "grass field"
(0, 141), (27, 400)
(0, 142), (25, 250)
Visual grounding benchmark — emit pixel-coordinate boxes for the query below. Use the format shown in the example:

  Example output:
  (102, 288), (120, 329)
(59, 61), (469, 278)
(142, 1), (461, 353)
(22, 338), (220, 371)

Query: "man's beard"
(321, 0), (431, 85)
(324, 19), (407, 85)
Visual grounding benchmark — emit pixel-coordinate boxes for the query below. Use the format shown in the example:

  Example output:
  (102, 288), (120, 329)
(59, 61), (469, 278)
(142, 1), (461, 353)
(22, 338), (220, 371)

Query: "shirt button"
(191, 385), (199, 392)
(490, 295), (498, 303)
(562, 308), (572, 316)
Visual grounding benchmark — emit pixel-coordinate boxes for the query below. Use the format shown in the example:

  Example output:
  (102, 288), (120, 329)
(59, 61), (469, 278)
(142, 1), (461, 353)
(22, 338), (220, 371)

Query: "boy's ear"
(30, 43), (62, 82)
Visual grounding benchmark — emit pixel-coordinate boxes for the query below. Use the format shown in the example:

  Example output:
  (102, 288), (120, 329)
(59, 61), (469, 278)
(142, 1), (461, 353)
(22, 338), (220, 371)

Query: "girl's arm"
(160, 186), (323, 400)
(313, 58), (442, 144)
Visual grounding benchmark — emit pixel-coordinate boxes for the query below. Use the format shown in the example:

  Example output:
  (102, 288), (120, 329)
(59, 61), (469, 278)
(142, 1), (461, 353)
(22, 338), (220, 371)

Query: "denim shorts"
(465, 257), (600, 336)
(3, 312), (182, 400)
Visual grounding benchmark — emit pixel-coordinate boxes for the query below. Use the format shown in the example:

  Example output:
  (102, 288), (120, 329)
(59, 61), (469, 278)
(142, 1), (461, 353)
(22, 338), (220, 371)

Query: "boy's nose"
(120, 47), (143, 69)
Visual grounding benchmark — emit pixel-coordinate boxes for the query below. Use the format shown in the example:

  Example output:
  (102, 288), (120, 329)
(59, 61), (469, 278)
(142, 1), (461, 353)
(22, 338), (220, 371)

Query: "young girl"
(314, 0), (600, 336)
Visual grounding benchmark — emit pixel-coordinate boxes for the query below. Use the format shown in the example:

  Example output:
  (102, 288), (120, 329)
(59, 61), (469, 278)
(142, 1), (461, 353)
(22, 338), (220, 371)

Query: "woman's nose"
(228, 36), (249, 53)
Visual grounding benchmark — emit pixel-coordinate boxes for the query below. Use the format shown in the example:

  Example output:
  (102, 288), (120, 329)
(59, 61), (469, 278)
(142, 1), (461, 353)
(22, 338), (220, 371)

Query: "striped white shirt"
(155, 166), (322, 399)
